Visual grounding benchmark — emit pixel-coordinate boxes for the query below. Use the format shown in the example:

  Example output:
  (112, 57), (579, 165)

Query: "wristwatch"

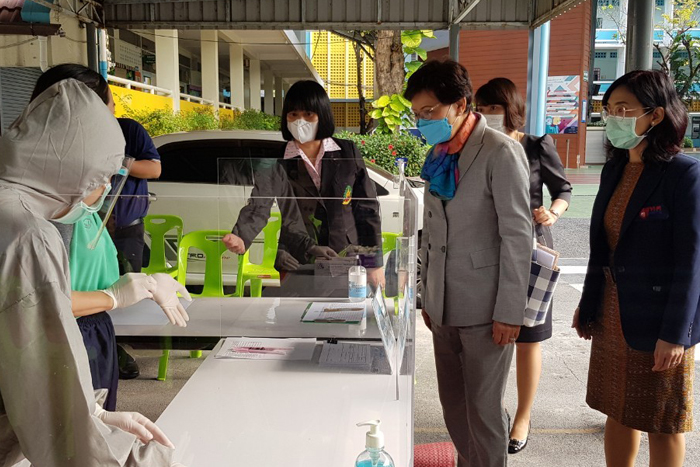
(549, 209), (560, 219)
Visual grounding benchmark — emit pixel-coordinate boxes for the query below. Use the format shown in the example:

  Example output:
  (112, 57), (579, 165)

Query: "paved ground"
(413, 217), (700, 466)
(118, 168), (700, 466)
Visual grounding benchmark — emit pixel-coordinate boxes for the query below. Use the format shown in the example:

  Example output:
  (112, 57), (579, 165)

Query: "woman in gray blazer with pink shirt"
(406, 60), (532, 467)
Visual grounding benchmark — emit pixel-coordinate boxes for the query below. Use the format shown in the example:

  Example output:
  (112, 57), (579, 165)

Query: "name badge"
(639, 205), (669, 220)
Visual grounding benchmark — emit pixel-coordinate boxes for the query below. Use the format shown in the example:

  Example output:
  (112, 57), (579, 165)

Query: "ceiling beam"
(452, 0), (482, 25)
(531, 0), (586, 29)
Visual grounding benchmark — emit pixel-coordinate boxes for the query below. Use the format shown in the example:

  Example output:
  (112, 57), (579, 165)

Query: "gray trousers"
(431, 322), (514, 467)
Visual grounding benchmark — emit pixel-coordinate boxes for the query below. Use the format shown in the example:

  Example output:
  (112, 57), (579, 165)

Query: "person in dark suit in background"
(475, 78), (572, 455)
(223, 80), (384, 289)
(573, 70), (700, 467)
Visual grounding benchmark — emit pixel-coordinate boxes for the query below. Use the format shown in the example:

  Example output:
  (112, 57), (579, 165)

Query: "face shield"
(87, 156), (134, 250)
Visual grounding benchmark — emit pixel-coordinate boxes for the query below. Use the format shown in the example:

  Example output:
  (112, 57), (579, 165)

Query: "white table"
(157, 341), (414, 467)
(110, 297), (384, 341)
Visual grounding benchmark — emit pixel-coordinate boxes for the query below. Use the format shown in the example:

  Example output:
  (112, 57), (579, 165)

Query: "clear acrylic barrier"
(93, 156), (420, 466)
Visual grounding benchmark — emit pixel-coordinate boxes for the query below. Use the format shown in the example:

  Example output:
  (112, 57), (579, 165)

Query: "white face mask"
(288, 119), (318, 144)
(483, 114), (507, 134)
(54, 183), (112, 225)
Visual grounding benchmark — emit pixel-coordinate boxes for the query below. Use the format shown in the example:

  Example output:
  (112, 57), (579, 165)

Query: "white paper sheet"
(301, 302), (367, 323)
(215, 337), (317, 360)
(318, 342), (373, 370)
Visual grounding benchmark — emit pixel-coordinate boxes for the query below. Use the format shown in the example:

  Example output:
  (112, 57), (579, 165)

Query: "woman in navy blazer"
(573, 70), (699, 467)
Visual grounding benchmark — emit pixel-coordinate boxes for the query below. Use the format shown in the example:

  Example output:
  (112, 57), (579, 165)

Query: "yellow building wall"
(110, 85), (173, 117)
(219, 108), (235, 119)
(310, 31), (374, 100)
(180, 100), (214, 114)
(330, 102), (373, 129)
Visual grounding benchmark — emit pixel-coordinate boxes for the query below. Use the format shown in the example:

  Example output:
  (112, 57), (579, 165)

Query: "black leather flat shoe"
(118, 345), (140, 380)
(508, 421), (531, 455)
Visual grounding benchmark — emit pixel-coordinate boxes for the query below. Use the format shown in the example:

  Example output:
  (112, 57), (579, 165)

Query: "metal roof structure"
(103, 0), (586, 31)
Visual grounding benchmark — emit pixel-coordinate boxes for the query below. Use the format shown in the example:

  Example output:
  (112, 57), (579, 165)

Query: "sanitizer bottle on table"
(355, 420), (395, 467)
(348, 255), (367, 302)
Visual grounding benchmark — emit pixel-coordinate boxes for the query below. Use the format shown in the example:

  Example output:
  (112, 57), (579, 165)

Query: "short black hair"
(281, 80), (335, 141)
(603, 70), (687, 163)
(404, 59), (472, 106)
(475, 78), (526, 132)
(31, 63), (110, 105)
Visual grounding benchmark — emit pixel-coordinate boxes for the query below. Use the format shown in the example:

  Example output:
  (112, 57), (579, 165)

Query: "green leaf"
(415, 47), (427, 60)
(373, 95), (391, 108)
(382, 107), (393, 117)
(405, 61), (423, 74)
(421, 30), (436, 39)
(401, 30), (423, 48)
(397, 94), (412, 107)
(390, 101), (405, 112)
(370, 109), (383, 119)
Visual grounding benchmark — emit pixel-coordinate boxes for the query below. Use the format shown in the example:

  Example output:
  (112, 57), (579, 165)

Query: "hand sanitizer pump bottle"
(355, 420), (395, 467)
(348, 255), (367, 302)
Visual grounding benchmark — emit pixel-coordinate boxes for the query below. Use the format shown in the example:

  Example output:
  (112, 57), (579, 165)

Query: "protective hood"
(0, 78), (125, 219)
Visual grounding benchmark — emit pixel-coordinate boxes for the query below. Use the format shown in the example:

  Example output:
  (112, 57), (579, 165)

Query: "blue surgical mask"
(605, 111), (653, 150)
(417, 104), (454, 145)
(55, 183), (111, 225)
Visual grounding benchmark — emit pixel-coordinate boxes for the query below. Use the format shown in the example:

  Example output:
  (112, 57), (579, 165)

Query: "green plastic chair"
(177, 229), (232, 298)
(142, 215), (183, 277)
(382, 232), (402, 313)
(235, 212), (282, 297)
(382, 232), (401, 255)
(159, 229), (230, 381)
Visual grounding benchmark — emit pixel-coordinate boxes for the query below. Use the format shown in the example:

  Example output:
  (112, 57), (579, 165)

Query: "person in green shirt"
(33, 65), (191, 412)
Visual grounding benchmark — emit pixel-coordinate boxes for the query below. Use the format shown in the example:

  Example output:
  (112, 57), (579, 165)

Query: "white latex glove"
(102, 273), (157, 310)
(151, 273), (192, 327)
(95, 404), (174, 448)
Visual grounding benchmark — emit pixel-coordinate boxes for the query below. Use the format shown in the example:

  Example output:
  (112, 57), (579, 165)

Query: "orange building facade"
(429, 0), (593, 167)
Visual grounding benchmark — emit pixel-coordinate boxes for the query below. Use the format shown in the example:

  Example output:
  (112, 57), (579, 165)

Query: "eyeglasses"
(412, 103), (443, 120)
(601, 105), (651, 122)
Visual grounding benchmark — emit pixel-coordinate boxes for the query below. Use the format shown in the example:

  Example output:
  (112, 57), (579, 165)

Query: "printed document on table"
(319, 342), (373, 370)
(215, 337), (317, 360)
(301, 302), (367, 323)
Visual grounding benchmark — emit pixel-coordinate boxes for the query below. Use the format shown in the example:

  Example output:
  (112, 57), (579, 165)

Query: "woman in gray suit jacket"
(406, 60), (532, 467)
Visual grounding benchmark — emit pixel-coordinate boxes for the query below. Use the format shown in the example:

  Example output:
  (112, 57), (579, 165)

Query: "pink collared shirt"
(283, 138), (341, 190)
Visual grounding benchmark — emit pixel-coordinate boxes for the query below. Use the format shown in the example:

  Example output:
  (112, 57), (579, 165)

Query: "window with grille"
(595, 52), (608, 58)
(610, 52), (618, 58)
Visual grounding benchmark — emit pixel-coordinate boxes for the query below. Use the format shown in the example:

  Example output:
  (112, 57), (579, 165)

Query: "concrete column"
(229, 43), (245, 109)
(263, 69), (274, 115)
(616, 46), (626, 78)
(201, 30), (220, 107)
(86, 23), (98, 73)
(274, 78), (284, 116)
(449, 24), (460, 61)
(155, 29), (181, 111)
(625, 0), (654, 72)
(249, 59), (261, 110)
(525, 22), (550, 136)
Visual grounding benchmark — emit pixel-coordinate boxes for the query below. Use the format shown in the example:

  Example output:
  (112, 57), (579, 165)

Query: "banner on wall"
(545, 75), (580, 135)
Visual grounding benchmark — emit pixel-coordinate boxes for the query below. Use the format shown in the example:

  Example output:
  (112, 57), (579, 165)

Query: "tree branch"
(330, 30), (375, 61)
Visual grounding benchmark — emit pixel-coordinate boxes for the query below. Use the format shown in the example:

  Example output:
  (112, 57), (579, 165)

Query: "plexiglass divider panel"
(68, 155), (419, 466)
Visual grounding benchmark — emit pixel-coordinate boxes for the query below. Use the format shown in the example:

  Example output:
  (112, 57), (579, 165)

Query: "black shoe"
(508, 421), (531, 455)
(117, 345), (140, 380)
